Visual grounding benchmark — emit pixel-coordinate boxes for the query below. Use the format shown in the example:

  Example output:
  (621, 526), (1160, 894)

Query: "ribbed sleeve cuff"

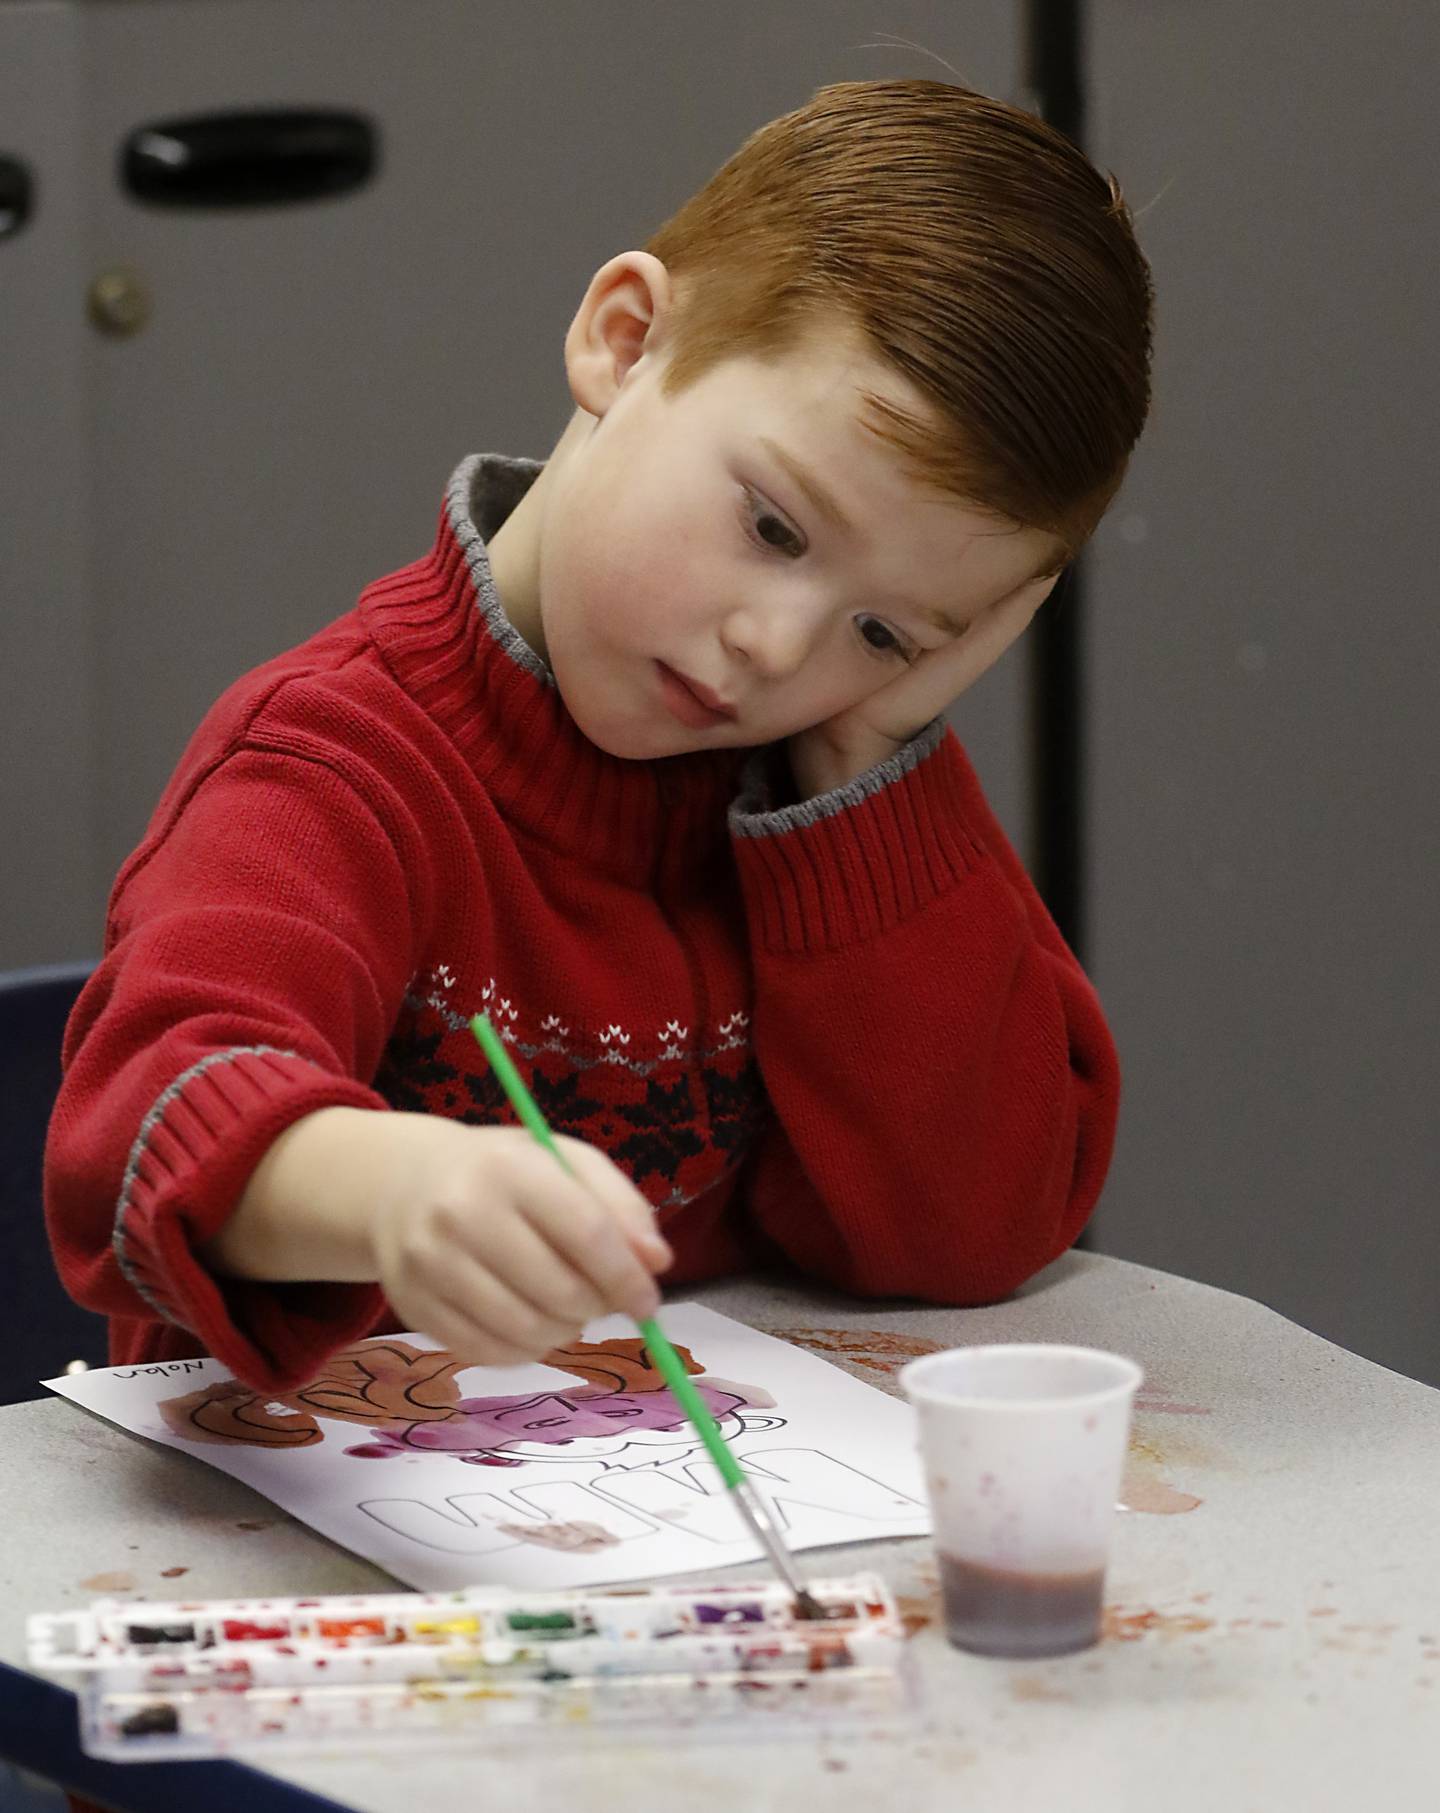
(728, 720), (990, 952)
(114, 1047), (389, 1394)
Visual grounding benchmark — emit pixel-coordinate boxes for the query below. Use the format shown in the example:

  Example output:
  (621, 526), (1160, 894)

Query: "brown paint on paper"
(495, 1520), (620, 1554)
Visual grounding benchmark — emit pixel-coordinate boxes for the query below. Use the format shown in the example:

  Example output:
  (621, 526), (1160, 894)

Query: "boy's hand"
(786, 573), (1058, 800)
(366, 1122), (672, 1367)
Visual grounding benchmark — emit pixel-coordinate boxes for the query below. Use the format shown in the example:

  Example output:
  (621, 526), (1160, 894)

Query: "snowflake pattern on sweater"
(373, 968), (768, 1210)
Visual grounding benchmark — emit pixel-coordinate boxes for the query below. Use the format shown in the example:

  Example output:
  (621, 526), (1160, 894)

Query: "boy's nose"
(722, 601), (826, 680)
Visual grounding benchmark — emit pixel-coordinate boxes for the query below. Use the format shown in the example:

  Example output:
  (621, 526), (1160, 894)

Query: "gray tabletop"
(3, 1250), (1437, 1810)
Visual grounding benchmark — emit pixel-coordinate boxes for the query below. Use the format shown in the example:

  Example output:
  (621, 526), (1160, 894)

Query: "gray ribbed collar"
(444, 452), (553, 686)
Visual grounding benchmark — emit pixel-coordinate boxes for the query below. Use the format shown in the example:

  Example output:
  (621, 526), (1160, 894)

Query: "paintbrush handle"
(470, 1015), (743, 1481)
(637, 1322), (809, 1602)
(636, 1316), (746, 1489)
(471, 1014), (566, 1161)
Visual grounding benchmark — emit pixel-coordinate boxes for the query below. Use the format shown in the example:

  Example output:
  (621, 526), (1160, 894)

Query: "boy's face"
(487, 254), (1061, 761)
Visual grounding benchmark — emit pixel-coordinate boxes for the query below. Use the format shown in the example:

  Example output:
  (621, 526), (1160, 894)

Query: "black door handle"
(121, 108), (378, 208)
(0, 155), (33, 239)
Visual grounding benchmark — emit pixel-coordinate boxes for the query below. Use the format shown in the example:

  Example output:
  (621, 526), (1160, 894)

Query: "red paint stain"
(1102, 1606), (1215, 1642)
(771, 1327), (945, 1377)
(160, 1566), (188, 1579)
(1010, 1675), (1075, 1703)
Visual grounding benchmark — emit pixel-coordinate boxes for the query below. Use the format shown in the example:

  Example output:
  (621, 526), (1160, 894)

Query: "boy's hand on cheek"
(786, 573), (1057, 799)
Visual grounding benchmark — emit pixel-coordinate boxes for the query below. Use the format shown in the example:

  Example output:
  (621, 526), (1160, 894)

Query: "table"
(2, 1250), (1437, 1810)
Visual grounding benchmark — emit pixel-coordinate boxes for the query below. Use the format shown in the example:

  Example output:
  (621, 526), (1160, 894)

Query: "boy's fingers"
(430, 1258), (583, 1360)
(555, 1138), (673, 1268)
(863, 572), (1059, 746)
(521, 1172), (663, 1321)
(461, 1210), (611, 1330)
(939, 574), (1054, 693)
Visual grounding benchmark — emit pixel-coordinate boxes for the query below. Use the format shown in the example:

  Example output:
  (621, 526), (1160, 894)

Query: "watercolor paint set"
(29, 1572), (913, 1760)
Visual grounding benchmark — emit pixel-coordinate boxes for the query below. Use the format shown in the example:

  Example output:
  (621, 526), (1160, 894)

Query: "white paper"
(44, 1303), (931, 1591)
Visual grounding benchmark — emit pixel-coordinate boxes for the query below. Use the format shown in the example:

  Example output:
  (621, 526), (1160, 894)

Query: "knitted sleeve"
(727, 720), (1119, 1305)
(44, 727), (426, 1393)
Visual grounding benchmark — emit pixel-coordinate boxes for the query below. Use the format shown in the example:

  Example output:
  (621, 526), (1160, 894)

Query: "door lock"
(88, 265), (152, 336)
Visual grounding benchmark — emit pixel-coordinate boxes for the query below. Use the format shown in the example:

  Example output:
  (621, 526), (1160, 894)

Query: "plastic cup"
(899, 1344), (1142, 1658)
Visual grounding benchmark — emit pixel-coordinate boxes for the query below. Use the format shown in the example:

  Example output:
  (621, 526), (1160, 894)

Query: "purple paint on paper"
(343, 1383), (747, 1463)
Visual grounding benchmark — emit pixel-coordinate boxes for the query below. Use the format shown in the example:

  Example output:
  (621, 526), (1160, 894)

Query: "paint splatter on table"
(770, 1328), (945, 1393)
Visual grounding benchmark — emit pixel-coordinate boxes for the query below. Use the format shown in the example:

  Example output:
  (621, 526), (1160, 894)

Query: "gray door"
(1084, 2), (1439, 1383)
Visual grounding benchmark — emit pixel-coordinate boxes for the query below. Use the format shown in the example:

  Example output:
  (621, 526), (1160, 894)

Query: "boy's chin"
(560, 693), (728, 762)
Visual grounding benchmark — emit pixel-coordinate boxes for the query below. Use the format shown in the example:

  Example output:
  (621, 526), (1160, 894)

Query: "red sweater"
(45, 453), (1119, 1396)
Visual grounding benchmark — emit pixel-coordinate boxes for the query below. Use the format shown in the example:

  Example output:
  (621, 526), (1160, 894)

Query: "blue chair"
(0, 961), (109, 1405)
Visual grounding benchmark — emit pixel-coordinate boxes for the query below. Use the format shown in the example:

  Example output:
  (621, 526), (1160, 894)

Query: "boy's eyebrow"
(757, 436), (858, 540)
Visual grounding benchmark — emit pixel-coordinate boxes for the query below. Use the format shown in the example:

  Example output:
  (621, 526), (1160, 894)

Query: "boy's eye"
(855, 615), (918, 664)
(740, 488), (805, 558)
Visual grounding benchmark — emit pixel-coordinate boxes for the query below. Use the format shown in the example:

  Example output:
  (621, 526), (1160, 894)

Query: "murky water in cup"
(939, 1554), (1107, 1657)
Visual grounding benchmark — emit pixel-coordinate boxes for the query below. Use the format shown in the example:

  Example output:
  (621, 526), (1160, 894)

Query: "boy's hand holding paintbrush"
(202, 1021), (818, 1611)
(200, 1105), (672, 1367)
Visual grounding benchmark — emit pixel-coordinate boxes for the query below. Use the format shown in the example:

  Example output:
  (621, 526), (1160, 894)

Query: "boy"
(46, 80), (1153, 1396)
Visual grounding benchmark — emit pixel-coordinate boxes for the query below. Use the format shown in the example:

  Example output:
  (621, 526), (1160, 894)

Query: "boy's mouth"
(655, 661), (739, 727)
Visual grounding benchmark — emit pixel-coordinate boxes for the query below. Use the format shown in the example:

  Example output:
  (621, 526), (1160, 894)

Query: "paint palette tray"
(29, 1572), (914, 1760)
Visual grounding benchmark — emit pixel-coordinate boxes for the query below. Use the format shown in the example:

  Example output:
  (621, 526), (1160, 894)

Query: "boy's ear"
(564, 251), (674, 417)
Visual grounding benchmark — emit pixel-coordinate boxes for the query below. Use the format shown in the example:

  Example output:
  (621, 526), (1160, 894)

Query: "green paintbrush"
(470, 1011), (822, 1618)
